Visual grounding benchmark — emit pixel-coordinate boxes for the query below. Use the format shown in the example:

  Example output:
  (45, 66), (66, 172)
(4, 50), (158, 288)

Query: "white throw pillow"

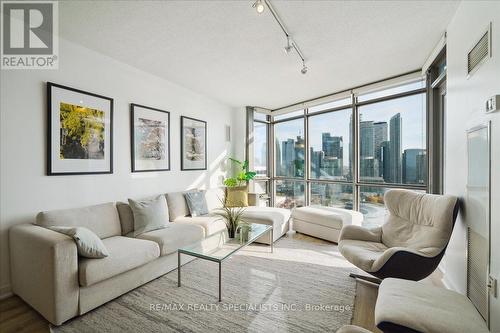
(49, 226), (109, 258)
(128, 195), (170, 237)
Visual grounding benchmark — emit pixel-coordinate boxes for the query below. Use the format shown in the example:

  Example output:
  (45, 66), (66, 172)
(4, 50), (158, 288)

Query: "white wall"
(443, 1), (500, 330)
(0, 38), (236, 297)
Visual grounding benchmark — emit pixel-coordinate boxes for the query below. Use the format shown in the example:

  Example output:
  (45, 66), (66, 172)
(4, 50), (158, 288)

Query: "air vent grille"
(467, 227), (489, 321)
(468, 26), (491, 75)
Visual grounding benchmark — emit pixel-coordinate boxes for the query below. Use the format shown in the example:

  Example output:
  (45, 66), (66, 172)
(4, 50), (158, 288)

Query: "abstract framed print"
(131, 104), (170, 172)
(181, 116), (207, 170)
(47, 82), (113, 175)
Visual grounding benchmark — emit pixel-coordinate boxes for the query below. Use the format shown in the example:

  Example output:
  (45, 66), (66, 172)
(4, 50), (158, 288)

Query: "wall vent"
(467, 227), (489, 321)
(467, 23), (492, 77)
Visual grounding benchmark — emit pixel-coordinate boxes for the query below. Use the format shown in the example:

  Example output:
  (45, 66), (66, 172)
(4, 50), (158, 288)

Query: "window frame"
(250, 74), (429, 216)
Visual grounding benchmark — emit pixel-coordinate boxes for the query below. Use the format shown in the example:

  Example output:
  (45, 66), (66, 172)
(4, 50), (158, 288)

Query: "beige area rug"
(52, 233), (356, 333)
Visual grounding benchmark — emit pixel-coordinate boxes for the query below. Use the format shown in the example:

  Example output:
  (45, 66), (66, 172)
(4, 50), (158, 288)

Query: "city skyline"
(274, 110), (426, 185)
(255, 93), (426, 184)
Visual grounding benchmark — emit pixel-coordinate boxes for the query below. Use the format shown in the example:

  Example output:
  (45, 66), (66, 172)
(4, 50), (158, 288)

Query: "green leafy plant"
(212, 197), (246, 238)
(223, 158), (257, 187)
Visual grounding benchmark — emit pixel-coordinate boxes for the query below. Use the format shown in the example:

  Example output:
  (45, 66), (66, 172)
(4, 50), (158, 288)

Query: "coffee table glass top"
(178, 223), (272, 262)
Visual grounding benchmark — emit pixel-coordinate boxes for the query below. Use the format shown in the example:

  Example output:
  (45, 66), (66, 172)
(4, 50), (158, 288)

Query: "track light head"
(284, 37), (293, 54)
(253, 0), (265, 14)
(301, 63), (308, 74)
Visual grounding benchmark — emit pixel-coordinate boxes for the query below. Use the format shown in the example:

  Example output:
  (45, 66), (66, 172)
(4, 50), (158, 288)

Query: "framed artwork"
(131, 104), (170, 172)
(47, 82), (113, 175)
(181, 116), (207, 170)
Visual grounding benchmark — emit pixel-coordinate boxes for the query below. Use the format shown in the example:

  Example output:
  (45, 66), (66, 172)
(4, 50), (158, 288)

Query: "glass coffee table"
(178, 223), (273, 302)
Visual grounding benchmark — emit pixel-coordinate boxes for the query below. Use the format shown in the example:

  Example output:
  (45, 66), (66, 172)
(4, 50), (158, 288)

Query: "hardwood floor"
(0, 295), (49, 333)
(352, 280), (383, 333)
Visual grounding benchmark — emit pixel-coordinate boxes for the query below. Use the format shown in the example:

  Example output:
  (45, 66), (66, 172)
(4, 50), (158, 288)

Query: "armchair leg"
(349, 273), (382, 285)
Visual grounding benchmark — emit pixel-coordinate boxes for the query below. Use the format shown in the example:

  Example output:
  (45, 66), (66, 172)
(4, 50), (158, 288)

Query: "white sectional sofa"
(8, 188), (290, 325)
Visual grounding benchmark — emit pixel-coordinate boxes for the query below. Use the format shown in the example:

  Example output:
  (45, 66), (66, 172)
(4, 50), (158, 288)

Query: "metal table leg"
(178, 251), (181, 287)
(218, 261), (222, 302)
(270, 228), (274, 253)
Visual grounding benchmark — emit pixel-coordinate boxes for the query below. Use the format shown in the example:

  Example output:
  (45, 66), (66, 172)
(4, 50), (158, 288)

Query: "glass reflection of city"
(275, 112), (426, 227)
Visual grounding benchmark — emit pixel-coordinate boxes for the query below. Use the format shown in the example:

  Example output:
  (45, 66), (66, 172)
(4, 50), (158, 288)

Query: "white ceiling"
(59, 1), (459, 109)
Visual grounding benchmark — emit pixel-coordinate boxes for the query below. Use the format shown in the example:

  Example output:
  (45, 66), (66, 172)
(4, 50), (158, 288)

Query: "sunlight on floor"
(235, 231), (354, 269)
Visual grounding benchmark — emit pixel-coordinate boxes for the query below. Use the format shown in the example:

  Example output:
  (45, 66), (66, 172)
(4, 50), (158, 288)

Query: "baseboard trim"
(0, 284), (13, 300)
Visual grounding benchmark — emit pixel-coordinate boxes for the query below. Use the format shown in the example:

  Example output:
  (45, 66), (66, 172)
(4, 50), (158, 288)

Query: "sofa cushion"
(116, 201), (134, 235)
(165, 190), (196, 221)
(36, 202), (121, 239)
(49, 226), (109, 258)
(292, 205), (362, 229)
(184, 191), (209, 217)
(137, 223), (204, 256)
(78, 236), (159, 287)
(128, 195), (170, 237)
(174, 216), (227, 237)
(376, 278), (489, 333)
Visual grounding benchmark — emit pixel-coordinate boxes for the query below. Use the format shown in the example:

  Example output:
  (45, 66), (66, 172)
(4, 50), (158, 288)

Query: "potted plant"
(223, 158), (256, 208)
(212, 197), (246, 238)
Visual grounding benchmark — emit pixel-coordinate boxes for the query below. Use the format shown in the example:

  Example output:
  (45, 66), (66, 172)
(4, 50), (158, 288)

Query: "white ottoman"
(291, 205), (363, 243)
(241, 206), (291, 244)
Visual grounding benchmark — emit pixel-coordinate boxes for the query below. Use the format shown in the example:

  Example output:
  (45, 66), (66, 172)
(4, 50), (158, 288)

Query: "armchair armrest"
(339, 225), (382, 243)
(9, 224), (79, 325)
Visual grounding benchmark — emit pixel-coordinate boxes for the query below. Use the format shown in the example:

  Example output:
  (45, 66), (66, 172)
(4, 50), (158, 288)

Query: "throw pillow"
(225, 186), (249, 208)
(128, 195), (169, 237)
(184, 191), (209, 217)
(49, 226), (109, 258)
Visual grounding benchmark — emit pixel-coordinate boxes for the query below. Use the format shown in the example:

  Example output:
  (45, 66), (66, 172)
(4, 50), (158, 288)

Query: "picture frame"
(131, 104), (171, 172)
(47, 82), (113, 175)
(181, 116), (207, 170)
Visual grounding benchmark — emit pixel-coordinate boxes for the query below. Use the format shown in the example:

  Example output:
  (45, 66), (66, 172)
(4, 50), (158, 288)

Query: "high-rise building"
(294, 135), (305, 177)
(360, 121), (375, 177)
(403, 149), (426, 184)
(321, 133), (343, 177)
(275, 138), (281, 175)
(360, 121), (374, 158)
(381, 141), (391, 182)
(282, 138), (295, 176)
(389, 113), (402, 183)
(416, 150), (427, 184)
(310, 148), (324, 178)
(373, 122), (388, 177)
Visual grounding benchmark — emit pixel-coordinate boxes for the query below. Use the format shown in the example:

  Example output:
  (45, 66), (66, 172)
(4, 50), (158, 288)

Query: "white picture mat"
(50, 86), (112, 173)
(133, 105), (169, 170)
(182, 118), (206, 170)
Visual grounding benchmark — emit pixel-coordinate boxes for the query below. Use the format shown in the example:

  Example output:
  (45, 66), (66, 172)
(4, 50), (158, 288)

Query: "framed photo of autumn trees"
(47, 82), (113, 175)
(130, 104), (170, 172)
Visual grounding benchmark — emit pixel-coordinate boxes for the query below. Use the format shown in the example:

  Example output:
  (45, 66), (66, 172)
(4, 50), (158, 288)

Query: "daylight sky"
(256, 92), (426, 167)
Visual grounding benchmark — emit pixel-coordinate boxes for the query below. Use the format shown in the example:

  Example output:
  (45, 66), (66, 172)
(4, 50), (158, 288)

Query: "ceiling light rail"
(252, 0), (308, 74)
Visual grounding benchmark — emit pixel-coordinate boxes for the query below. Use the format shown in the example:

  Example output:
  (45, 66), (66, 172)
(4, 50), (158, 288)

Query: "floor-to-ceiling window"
(252, 112), (270, 200)
(250, 74), (428, 226)
(274, 115), (305, 208)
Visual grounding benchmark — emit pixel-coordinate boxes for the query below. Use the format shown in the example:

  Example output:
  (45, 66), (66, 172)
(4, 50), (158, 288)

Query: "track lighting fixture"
(284, 37), (293, 54)
(253, 0), (265, 14)
(301, 61), (308, 75)
(252, 0), (309, 74)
